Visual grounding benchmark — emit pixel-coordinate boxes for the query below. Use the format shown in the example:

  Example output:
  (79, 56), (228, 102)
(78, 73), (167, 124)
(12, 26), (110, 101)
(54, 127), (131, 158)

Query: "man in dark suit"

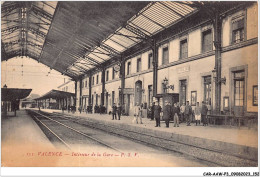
(112, 103), (117, 120)
(154, 101), (161, 127)
(163, 100), (172, 128)
(185, 101), (192, 126)
(150, 102), (155, 121)
(201, 101), (208, 126)
(117, 103), (121, 120)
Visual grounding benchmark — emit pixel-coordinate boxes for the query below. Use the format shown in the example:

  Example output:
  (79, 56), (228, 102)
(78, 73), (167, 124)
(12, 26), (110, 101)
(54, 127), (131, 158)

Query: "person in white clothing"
(194, 102), (201, 126)
(180, 103), (185, 123)
(134, 102), (143, 124)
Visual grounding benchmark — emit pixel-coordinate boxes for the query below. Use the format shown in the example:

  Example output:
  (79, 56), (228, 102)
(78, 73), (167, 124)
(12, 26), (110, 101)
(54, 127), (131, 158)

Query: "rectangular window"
(85, 80), (87, 88)
(148, 53), (153, 69)
(106, 70), (109, 81)
(137, 58), (141, 72)
(234, 80), (244, 106)
(180, 39), (188, 59)
(234, 71), (245, 106)
(96, 94), (98, 105)
(204, 76), (212, 104)
(96, 75), (99, 84)
(92, 76), (94, 85)
(112, 67), (115, 80)
(162, 47), (169, 65)
(202, 29), (212, 53)
(82, 81), (84, 88)
(127, 62), (131, 75)
(112, 91), (115, 105)
(232, 18), (245, 44)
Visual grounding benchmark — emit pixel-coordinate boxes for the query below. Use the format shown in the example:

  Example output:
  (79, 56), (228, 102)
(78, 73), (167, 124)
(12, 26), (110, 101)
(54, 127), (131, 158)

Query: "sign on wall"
(177, 66), (190, 74)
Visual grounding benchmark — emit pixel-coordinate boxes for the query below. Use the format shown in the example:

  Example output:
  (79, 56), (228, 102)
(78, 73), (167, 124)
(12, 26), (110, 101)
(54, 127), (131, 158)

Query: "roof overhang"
(1, 88), (32, 101)
(2, 1), (251, 80)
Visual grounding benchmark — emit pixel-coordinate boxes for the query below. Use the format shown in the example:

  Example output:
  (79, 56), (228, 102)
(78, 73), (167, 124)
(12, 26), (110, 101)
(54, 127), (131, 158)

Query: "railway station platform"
(40, 108), (258, 148)
(7, 108), (257, 166)
(36, 108), (258, 166)
(1, 109), (54, 166)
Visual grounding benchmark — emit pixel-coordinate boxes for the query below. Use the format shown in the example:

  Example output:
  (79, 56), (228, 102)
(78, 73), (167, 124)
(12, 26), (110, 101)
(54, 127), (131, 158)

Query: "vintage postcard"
(1, 1), (258, 176)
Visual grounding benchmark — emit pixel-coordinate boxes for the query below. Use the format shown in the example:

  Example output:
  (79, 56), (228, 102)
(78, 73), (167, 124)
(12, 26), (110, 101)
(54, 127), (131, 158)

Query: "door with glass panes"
(233, 71), (245, 116)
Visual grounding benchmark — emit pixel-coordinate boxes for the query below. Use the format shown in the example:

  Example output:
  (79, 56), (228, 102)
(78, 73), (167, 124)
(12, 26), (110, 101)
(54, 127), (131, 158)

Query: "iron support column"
(213, 14), (222, 114)
(88, 73), (92, 106)
(74, 81), (77, 107)
(152, 39), (158, 97)
(120, 55), (125, 106)
(101, 68), (105, 106)
(79, 78), (82, 108)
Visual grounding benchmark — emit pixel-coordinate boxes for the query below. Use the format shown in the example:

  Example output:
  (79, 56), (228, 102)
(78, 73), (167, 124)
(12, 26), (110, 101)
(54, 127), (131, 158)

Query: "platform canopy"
(1, 2), (57, 61)
(6, 1), (242, 79)
(1, 88), (32, 101)
(34, 89), (75, 100)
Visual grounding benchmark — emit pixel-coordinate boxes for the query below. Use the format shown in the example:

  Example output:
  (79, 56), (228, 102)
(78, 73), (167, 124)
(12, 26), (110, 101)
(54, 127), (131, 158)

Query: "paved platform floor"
(40, 109), (258, 148)
(1, 110), (54, 166)
(1, 109), (211, 167)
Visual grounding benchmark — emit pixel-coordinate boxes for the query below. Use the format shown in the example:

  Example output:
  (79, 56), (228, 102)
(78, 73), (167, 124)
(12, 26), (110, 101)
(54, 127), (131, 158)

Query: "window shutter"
(162, 47), (168, 65)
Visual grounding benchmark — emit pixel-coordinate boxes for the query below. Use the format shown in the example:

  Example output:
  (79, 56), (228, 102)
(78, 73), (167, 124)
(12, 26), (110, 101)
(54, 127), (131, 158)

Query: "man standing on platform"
(201, 101), (208, 126)
(163, 100), (172, 128)
(180, 103), (185, 123)
(154, 101), (161, 127)
(112, 103), (117, 120)
(173, 103), (180, 127)
(117, 103), (121, 120)
(150, 102), (155, 121)
(185, 101), (192, 126)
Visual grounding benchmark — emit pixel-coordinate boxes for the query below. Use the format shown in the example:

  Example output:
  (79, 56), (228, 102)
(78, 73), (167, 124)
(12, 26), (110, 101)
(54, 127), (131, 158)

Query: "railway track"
(27, 110), (257, 167)
(28, 110), (121, 153)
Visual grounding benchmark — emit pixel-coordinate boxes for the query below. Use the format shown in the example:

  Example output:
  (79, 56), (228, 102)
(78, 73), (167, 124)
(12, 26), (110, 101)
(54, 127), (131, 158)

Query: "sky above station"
(1, 57), (70, 96)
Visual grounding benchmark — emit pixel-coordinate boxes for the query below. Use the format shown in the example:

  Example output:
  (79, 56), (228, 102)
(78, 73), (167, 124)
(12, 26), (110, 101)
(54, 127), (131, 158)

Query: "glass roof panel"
(2, 1), (198, 78)
(88, 54), (105, 63)
(92, 48), (110, 60)
(109, 35), (136, 49)
(131, 15), (162, 34)
(103, 39), (126, 52)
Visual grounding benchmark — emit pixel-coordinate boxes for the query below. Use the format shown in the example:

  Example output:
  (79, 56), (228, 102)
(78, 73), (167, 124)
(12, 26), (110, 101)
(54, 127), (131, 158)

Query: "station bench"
(207, 115), (257, 128)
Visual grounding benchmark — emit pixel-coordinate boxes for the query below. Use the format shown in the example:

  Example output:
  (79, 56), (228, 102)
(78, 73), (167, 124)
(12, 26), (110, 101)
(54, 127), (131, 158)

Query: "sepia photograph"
(1, 1), (259, 176)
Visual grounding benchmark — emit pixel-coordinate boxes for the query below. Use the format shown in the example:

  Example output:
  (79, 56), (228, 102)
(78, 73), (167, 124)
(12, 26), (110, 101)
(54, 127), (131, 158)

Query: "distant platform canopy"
(35, 89), (75, 100)
(1, 88), (32, 101)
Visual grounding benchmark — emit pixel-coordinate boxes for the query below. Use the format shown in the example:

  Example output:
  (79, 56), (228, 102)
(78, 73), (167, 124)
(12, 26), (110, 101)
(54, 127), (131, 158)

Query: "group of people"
(180, 101), (209, 126)
(150, 100), (209, 128)
(110, 100), (209, 127)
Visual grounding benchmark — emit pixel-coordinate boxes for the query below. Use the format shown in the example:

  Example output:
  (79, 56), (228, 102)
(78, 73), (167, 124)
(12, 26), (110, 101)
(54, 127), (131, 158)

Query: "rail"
(28, 110), (122, 152)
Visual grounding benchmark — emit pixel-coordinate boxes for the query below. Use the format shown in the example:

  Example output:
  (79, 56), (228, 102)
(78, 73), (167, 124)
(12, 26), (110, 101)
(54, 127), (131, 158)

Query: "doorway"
(105, 92), (108, 112)
(233, 71), (245, 116)
(135, 80), (142, 106)
(179, 79), (187, 106)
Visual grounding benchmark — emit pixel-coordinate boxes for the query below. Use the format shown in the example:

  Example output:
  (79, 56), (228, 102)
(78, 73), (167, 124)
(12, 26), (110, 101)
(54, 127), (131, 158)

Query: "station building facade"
(76, 3), (258, 117)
